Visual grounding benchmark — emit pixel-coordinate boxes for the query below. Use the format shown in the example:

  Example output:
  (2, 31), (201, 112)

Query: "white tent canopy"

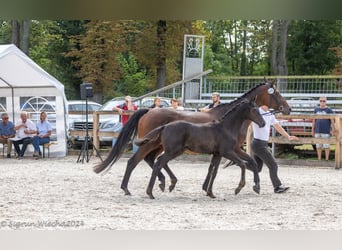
(0, 44), (68, 157)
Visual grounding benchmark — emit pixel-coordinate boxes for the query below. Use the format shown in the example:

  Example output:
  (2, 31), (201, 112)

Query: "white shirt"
(252, 107), (279, 141)
(15, 119), (36, 138)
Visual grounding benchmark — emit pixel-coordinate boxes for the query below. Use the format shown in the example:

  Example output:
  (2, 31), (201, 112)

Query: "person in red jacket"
(113, 96), (137, 125)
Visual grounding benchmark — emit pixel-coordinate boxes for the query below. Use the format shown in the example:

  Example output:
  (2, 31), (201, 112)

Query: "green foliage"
(287, 20), (340, 75)
(0, 21), (11, 43)
(109, 53), (152, 100)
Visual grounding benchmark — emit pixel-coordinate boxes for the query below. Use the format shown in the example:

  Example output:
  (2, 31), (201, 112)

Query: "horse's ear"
(263, 76), (268, 83)
(270, 79), (275, 87)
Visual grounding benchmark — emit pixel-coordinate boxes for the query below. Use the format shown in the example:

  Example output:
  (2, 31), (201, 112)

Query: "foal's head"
(219, 99), (265, 128)
(244, 100), (265, 128)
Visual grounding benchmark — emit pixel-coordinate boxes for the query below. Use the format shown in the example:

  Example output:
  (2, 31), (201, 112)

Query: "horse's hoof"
(253, 185), (260, 194)
(158, 183), (165, 192)
(206, 192), (216, 199)
(234, 188), (241, 195)
(122, 188), (131, 196)
(169, 179), (177, 192)
(148, 194), (155, 199)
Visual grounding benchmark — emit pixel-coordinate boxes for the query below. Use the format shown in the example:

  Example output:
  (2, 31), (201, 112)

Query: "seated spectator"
(170, 98), (184, 110)
(149, 97), (163, 108)
(0, 113), (15, 158)
(13, 111), (37, 159)
(32, 111), (52, 159)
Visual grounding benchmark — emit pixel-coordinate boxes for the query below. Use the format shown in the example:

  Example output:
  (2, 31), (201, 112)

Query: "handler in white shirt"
(251, 105), (299, 193)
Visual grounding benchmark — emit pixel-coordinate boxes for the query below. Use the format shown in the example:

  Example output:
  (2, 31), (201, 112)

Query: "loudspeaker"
(80, 83), (93, 99)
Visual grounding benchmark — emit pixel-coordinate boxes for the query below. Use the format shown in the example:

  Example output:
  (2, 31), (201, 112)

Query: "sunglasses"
(319, 100), (326, 102)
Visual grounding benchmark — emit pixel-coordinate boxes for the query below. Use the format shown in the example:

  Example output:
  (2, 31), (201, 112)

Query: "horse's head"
(255, 79), (291, 115)
(246, 99), (265, 128)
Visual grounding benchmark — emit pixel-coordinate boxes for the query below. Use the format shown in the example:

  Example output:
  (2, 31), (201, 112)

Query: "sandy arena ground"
(1, 154), (342, 230)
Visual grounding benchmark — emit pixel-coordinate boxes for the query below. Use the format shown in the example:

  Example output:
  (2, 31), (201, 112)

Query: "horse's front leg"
(205, 155), (222, 198)
(224, 152), (248, 195)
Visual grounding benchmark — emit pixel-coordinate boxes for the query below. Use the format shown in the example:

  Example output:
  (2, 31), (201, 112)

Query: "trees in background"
(0, 20), (341, 102)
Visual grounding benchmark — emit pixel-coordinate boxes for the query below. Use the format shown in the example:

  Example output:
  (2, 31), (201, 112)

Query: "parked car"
(67, 100), (103, 148)
(97, 96), (171, 144)
(288, 97), (317, 112)
(67, 100), (103, 130)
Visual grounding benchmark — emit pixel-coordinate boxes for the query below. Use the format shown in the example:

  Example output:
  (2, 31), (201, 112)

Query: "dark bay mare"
(94, 79), (291, 196)
(135, 99), (266, 199)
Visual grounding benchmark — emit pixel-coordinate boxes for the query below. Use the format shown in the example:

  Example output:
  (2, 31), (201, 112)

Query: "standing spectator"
(200, 92), (221, 112)
(0, 113), (15, 158)
(32, 111), (52, 159)
(149, 97), (163, 108)
(113, 96), (138, 126)
(170, 98), (184, 110)
(312, 96), (335, 161)
(13, 111), (37, 159)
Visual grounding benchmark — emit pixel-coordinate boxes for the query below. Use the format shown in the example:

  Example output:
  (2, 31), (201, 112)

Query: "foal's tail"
(135, 125), (165, 147)
(93, 109), (149, 174)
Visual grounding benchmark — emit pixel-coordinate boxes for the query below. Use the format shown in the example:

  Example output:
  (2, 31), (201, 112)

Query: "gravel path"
(1, 155), (342, 230)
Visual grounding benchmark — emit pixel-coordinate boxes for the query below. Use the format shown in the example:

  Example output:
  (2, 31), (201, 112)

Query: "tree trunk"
(11, 20), (20, 46)
(20, 20), (31, 55)
(240, 20), (247, 76)
(156, 20), (167, 90)
(271, 20), (290, 91)
(11, 20), (31, 55)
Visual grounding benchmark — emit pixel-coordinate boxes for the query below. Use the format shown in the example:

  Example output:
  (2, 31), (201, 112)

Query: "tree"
(11, 20), (31, 55)
(271, 20), (290, 92)
(287, 20), (340, 75)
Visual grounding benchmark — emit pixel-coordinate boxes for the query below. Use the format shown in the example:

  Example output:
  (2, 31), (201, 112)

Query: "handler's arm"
(273, 123), (299, 141)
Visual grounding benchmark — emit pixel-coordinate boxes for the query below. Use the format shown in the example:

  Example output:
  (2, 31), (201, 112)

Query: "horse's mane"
(217, 98), (251, 123)
(210, 82), (265, 115)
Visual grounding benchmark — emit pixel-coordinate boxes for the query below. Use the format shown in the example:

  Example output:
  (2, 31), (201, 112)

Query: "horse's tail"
(93, 109), (149, 174)
(135, 125), (165, 147)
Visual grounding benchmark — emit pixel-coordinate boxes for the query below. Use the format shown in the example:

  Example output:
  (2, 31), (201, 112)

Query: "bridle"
(262, 83), (283, 115)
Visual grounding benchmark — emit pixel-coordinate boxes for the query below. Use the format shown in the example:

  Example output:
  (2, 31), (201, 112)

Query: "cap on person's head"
(212, 92), (220, 97)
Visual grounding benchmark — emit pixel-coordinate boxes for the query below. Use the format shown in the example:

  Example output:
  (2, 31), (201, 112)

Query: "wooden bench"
(40, 142), (57, 158)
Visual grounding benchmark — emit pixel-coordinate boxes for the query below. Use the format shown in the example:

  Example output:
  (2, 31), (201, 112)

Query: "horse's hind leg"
(202, 155), (219, 194)
(120, 153), (142, 195)
(205, 155), (222, 199)
(163, 164), (178, 192)
(145, 149), (167, 192)
(121, 146), (157, 195)
(146, 151), (180, 199)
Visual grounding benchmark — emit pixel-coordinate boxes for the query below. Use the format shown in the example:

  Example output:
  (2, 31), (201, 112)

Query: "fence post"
(92, 111), (100, 156)
(246, 125), (253, 155)
(335, 115), (342, 169)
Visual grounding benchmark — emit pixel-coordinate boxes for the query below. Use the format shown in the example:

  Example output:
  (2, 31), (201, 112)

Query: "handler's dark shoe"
(7, 154), (11, 158)
(274, 185), (289, 193)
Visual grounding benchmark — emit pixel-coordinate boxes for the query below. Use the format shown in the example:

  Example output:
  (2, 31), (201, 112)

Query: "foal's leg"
(235, 149), (260, 194)
(146, 151), (181, 199)
(145, 149), (178, 192)
(205, 155), (222, 199)
(202, 156), (217, 193)
(223, 152), (248, 195)
(120, 147), (165, 195)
